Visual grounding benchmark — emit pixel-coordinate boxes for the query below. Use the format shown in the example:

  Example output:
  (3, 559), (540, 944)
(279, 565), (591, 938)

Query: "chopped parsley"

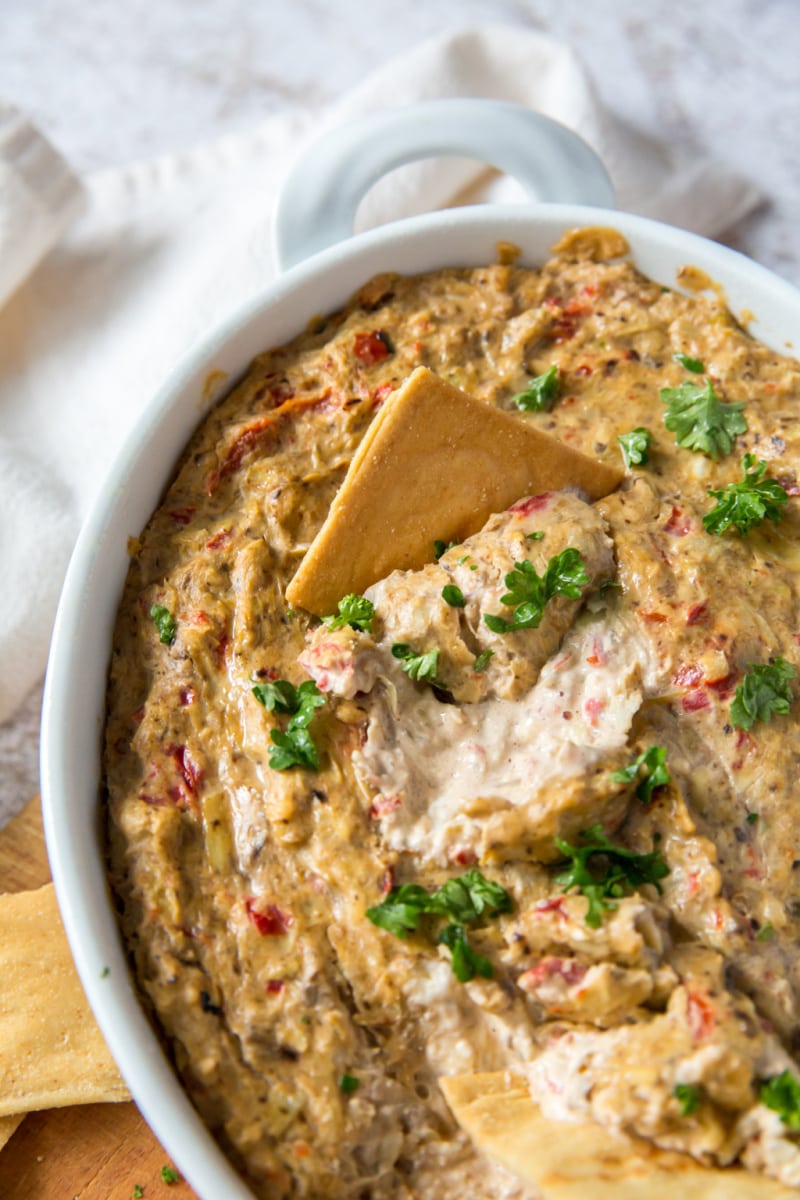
(438, 922), (493, 983)
(150, 604), (176, 645)
(761, 1070), (800, 1130)
(674, 1083), (702, 1116)
(610, 745), (671, 803)
(99, 965), (110, 978)
(257, 679), (326, 771)
(526, 531), (545, 541)
(442, 584), (465, 608)
(160, 1165), (180, 1185)
(434, 539), (457, 560)
(323, 593), (375, 632)
(340, 1073), (360, 1094)
(554, 825), (670, 929)
(730, 658), (796, 731)
(252, 678), (306, 712)
(703, 454), (788, 536)
(512, 365), (560, 412)
(484, 548), (589, 635)
(366, 867), (512, 983)
(673, 352), (705, 374)
(660, 377), (747, 460)
(618, 427), (652, 468)
(473, 649), (494, 673)
(391, 643), (440, 684)
(132, 1188), (144, 1200)
(746, 812), (758, 825)
(756, 922), (775, 942)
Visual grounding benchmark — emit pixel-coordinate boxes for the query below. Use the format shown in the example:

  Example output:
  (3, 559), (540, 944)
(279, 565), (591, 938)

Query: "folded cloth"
(0, 25), (760, 731)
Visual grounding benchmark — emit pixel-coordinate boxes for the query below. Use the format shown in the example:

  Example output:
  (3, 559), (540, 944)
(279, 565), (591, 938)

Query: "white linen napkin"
(0, 25), (760, 733)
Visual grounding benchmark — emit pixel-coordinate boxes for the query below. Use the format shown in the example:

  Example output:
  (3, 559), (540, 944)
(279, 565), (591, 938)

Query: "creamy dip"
(105, 234), (800, 1198)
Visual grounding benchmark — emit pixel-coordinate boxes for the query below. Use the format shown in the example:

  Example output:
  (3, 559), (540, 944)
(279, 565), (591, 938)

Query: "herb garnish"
(340, 1073), (360, 1094)
(554, 825), (670, 928)
(484, 548), (589, 635)
(730, 658), (796, 731)
(160, 1165), (180, 1185)
(703, 454), (788, 537)
(391, 643), (440, 684)
(434, 539), (457, 560)
(366, 867), (512, 983)
(254, 678), (326, 771)
(610, 746), (671, 803)
(756, 922), (775, 942)
(746, 812), (758, 825)
(660, 377), (747, 460)
(760, 1070), (800, 1130)
(150, 604), (176, 645)
(132, 1187), (144, 1199)
(618, 427), (652, 468)
(323, 593), (376, 632)
(673, 352), (705, 374)
(438, 923), (493, 983)
(674, 1083), (701, 1116)
(526, 531), (545, 541)
(512, 365), (560, 412)
(442, 584), (465, 608)
(473, 649), (494, 673)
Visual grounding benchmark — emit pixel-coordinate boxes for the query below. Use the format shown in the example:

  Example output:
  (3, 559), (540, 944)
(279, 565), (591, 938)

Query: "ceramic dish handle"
(273, 99), (615, 271)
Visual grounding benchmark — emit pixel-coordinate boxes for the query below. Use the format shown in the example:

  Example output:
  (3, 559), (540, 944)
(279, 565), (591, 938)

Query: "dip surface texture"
(105, 239), (800, 1197)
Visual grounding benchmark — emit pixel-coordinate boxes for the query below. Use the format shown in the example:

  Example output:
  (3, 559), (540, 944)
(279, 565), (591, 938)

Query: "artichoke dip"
(105, 229), (800, 1199)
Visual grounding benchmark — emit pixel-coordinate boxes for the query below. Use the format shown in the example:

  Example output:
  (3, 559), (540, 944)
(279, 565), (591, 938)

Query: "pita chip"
(0, 884), (130, 1116)
(286, 367), (622, 615)
(440, 1071), (796, 1200)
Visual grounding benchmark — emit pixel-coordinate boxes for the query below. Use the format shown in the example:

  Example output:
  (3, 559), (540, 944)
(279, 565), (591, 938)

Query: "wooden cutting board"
(0, 797), (198, 1199)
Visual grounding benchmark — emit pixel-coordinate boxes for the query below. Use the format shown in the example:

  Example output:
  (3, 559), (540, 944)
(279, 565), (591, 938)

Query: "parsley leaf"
(442, 584), (465, 608)
(323, 593), (376, 632)
(425, 867), (513, 923)
(673, 352), (705, 373)
(391, 643), (440, 683)
(366, 868), (512, 982)
(512, 366), (560, 412)
(610, 745), (671, 803)
(132, 1187), (144, 1200)
(269, 726), (318, 770)
(340, 1073), (360, 1094)
(252, 678), (301, 712)
(703, 454), (788, 536)
(674, 1083), (702, 1116)
(434, 539), (457, 560)
(150, 604), (176, 645)
(526, 531), (545, 541)
(484, 548), (589, 635)
(730, 658), (796, 731)
(365, 883), (430, 937)
(265, 680), (326, 771)
(660, 378), (747, 460)
(554, 825), (669, 928)
(438, 922), (493, 983)
(160, 1165), (180, 1185)
(618, 427), (652, 468)
(761, 1070), (800, 1131)
(473, 649), (494, 673)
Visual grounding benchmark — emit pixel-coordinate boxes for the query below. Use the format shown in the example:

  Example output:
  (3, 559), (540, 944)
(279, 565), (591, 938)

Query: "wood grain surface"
(0, 798), (198, 1199)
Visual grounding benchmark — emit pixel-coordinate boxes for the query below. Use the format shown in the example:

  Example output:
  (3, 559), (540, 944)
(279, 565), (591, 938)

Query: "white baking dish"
(40, 99), (800, 1199)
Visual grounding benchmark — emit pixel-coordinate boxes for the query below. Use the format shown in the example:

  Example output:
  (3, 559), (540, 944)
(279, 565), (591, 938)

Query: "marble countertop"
(1, 0), (799, 819)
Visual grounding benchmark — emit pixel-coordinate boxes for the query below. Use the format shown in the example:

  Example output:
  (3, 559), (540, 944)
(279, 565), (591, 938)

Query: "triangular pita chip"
(286, 367), (623, 615)
(440, 1071), (796, 1199)
(0, 884), (130, 1115)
